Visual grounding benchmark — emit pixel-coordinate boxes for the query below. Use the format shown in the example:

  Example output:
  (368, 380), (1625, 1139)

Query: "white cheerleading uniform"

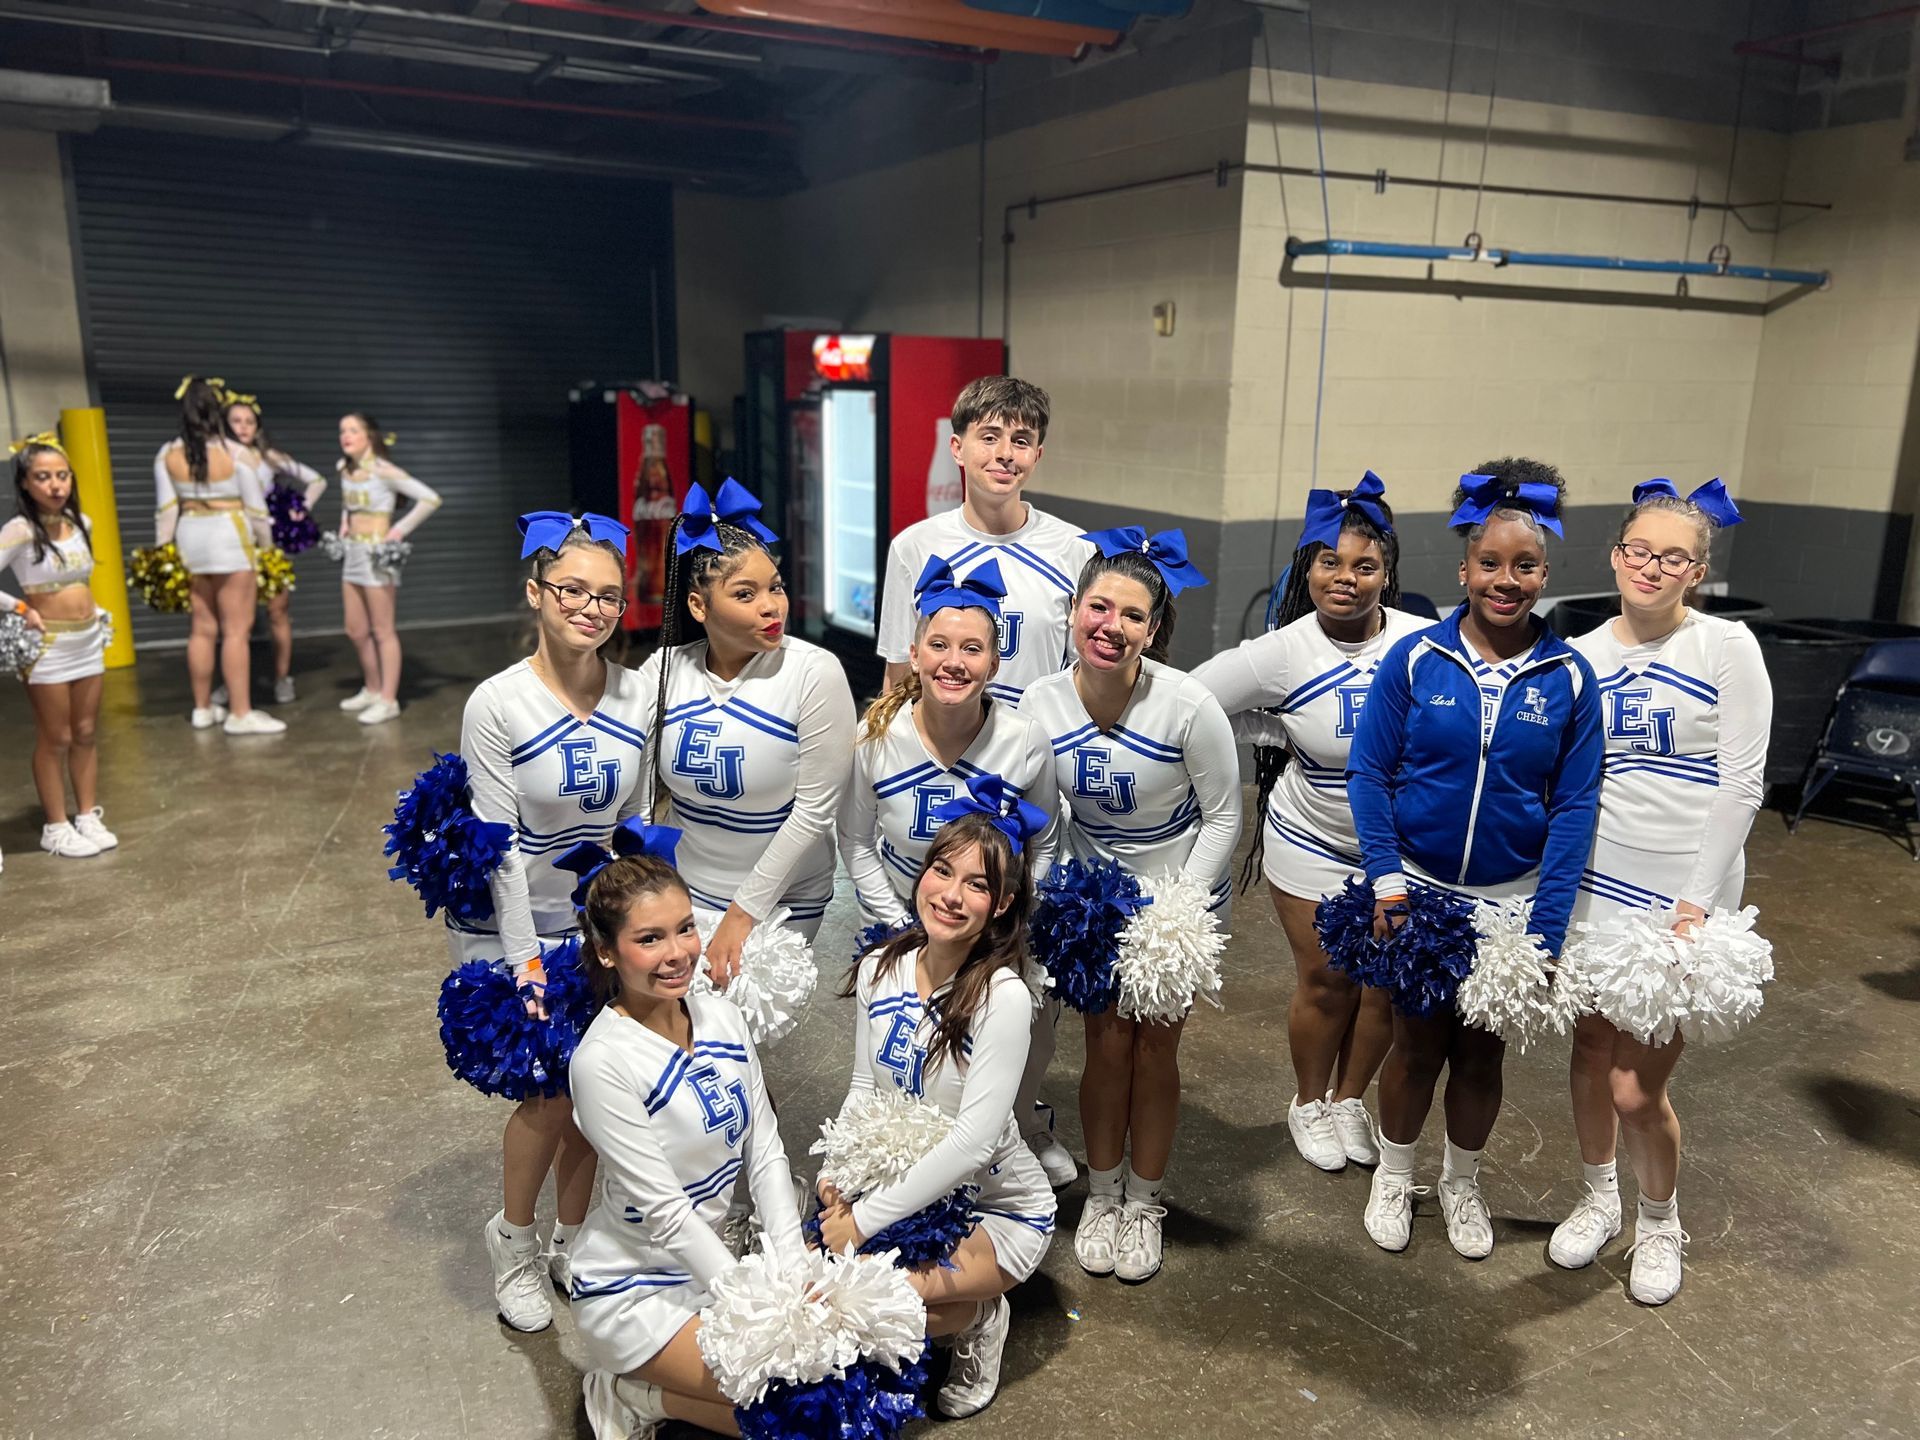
(338, 455), (441, 588)
(1, 516), (106, 685)
(449, 659), (653, 967)
(877, 506), (1095, 705)
(1019, 658), (1244, 922)
(1194, 608), (1432, 900)
(568, 995), (806, 1374)
(255, 448), (328, 509)
(1571, 612), (1772, 922)
(635, 637), (856, 937)
(840, 954), (1056, 1281)
(153, 439), (272, 575)
(839, 702), (1060, 927)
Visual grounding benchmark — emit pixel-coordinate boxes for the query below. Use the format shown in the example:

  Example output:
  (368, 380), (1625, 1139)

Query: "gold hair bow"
(174, 374), (227, 399)
(223, 390), (261, 412)
(9, 430), (65, 457)
(382, 432), (398, 448)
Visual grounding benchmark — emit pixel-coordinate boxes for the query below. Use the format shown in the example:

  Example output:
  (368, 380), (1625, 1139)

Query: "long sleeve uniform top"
(336, 455), (441, 540)
(254, 447), (328, 508)
(152, 438), (271, 548)
(0, 515), (93, 612)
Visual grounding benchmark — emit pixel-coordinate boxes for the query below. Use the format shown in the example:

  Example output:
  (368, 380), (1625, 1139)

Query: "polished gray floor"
(2, 621), (1916, 1438)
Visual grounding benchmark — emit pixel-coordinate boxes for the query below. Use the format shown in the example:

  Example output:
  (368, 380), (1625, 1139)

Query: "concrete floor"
(3, 620), (1917, 1440)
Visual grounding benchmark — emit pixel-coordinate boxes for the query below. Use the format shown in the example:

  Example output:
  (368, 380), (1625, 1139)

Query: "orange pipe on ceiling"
(697, 0), (1120, 55)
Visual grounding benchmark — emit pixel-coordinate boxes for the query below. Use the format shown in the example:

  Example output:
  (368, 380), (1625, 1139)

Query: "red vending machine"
(742, 329), (1007, 646)
(568, 382), (697, 631)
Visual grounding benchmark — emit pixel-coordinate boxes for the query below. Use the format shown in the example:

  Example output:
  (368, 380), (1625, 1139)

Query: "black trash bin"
(1751, 621), (1874, 789)
(1793, 618), (1920, 643)
(1547, 592), (1772, 640)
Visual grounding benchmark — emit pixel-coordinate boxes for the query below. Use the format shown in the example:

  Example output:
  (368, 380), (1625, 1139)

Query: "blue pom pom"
(266, 480), (323, 554)
(1315, 879), (1477, 1017)
(1315, 877), (1396, 988)
(435, 938), (598, 1100)
(803, 1184), (979, 1270)
(1031, 858), (1146, 1015)
(736, 1357), (928, 1440)
(384, 752), (513, 924)
(853, 911), (918, 963)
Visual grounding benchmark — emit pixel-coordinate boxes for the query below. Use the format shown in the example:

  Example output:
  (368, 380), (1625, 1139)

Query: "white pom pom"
(1113, 870), (1227, 1024)
(696, 1246), (926, 1407)
(691, 905), (820, 1046)
(810, 1085), (953, 1198)
(1455, 898), (1579, 1053)
(1563, 912), (1689, 1047)
(1678, 905), (1772, 1045)
(1020, 957), (1053, 1011)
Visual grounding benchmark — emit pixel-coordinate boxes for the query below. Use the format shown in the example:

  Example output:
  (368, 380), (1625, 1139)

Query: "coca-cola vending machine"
(742, 329), (1006, 645)
(568, 382), (697, 631)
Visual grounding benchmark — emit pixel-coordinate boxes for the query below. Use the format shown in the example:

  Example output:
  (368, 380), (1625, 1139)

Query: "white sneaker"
(189, 705), (229, 729)
(357, 697), (401, 725)
(545, 1242), (573, 1296)
(1074, 1193), (1124, 1275)
(72, 808), (119, 851)
(1438, 1175), (1495, 1260)
(1363, 1167), (1427, 1252)
(224, 709), (288, 735)
(582, 1370), (665, 1439)
(274, 675), (296, 704)
(1328, 1097), (1380, 1166)
(1114, 1197), (1166, 1283)
(484, 1211), (553, 1332)
(937, 1293), (1010, 1418)
(40, 821), (100, 859)
(1548, 1185), (1623, 1270)
(1288, 1096), (1347, 1172)
(339, 686), (379, 711)
(211, 683), (229, 708)
(1627, 1220), (1688, 1305)
(1029, 1133), (1079, 1188)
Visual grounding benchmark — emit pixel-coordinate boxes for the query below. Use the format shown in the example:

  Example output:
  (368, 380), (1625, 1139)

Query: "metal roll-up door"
(67, 131), (674, 647)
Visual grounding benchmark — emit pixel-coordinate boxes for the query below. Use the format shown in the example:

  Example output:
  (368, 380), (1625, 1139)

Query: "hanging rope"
(1306, 5), (1334, 489)
(1467, 0), (1507, 249)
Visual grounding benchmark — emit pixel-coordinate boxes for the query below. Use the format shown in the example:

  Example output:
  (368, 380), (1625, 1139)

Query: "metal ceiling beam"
(511, 0), (982, 63)
(274, 0), (761, 65)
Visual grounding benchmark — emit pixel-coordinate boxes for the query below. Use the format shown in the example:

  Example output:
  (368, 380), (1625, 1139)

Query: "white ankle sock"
(498, 1216), (537, 1245)
(1584, 1159), (1619, 1200)
(1441, 1138), (1481, 1185)
(1088, 1162), (1124, 1199)
(549, 1221), (577, 1249)
(1638, 1190), (1679, 1225)
(1124, 1166), (1164, 1205)
(1378, 1136), (1417, 1178)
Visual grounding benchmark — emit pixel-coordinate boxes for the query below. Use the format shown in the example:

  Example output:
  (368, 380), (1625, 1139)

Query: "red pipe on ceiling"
(509, 0), (988, 63)
(1733, 3), (1920, 65)
(95, 57), (794, 134)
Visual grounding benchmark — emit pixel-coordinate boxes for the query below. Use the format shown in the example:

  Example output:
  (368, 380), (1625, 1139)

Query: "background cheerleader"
(3, 436), (117, 858)
(1345, 461), (1602, 1259)
(153, 377), (284, 734)
(565, 830), (807, 1440)
(837, 555), (1072, 1187)
(818, 807), (1056, 1420)
(452, 512), (648, 1335)
(1018, 531), (1241, 1284)
(637, 480), (855, 970)
(222, 391), (325, 705)
(1193, 474), (1428, 1173)
(1549, 479), (1771, 1305)
(334, 413), (440, 725)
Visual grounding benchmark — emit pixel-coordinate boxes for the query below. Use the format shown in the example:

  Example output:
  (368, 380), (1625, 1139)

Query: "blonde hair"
(858, 607), (998, 743)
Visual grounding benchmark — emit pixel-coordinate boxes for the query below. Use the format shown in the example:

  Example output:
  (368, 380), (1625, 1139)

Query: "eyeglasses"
(538, 580), (628, 617)
(1614, 542), (1700, 577)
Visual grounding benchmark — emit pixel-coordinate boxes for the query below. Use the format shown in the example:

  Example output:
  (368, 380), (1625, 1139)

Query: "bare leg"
(636, 1318), (741, 1436)
(267, 589), (293, 680)
(502, 1097), (570, 1228)
(553, 1118), (598, 1227)
(66, 672), (103, 813)
(1275, 889), (1366, 1104)
(214, 571), (260, 715)
(186, 579), (220, 709)
(362, 583), (401, 701)
(1612, 1030), (1687, 1202)
(909, 1228), (1018, 1328)
(341, 582), (378, 693)
(1335, 987), (1394, 1102)
(1376, 1009), (1452, 1146)
(26, 681), (74, 824)
(1440, 1023), (1506, 1151)
(1124, 1015), (1187, 1181)
(1015, 998), (1059, 1143)
(1569, 1011), (1620, 1165)
(1080, 1010), (1136, 1173)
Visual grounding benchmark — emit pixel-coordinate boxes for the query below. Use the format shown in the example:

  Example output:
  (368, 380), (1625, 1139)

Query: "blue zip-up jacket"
(1346, 604), (1603, 955)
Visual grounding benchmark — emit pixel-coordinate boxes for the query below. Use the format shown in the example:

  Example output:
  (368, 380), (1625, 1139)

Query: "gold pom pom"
(130, 542), (193, 613)
(254, 547), (297, 603)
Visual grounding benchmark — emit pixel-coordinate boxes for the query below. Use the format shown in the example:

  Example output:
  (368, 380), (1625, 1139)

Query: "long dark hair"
(839, 813), (1035, 1076)
(10, 443), (90, 565)
(1242, 498), (1401, 891)
(340, 412), (392, 473)
(649, 513), (777, 817)
(578, 852), (694, 1008)
(1072, 548), (1176, 664)
(224, 400), (286, 479)
(176, 379), (228, 487)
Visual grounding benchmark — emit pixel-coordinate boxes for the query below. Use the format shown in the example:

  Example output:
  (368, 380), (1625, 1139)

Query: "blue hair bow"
(1631, 477), (1744, 528)
(1298, 469), (1393, 552)
(517, 510), (632, 559)
(1448, 473), (1564, 538)
(914, 556), (1006, 618)
(1080, 526), (1209, 594)
(676, 477), (778, 556)
(555, 818), (684, 908)
(927, 772), (1049, 856)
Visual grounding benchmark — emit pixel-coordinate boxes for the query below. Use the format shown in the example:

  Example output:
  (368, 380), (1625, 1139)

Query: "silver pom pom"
(0, 610), (45, 679)
(1113, 870), (1226, 1024)
(691, 905), (820, 1046)
(372, 538), (413, 571)
(317, 533), (347, 562)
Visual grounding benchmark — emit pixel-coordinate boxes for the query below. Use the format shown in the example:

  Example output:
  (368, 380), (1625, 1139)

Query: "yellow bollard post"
(59, 407), (136, 669)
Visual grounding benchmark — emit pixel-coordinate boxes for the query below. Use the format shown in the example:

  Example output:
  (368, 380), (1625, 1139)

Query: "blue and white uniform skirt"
(1263, 802), (1364, 902)
(1573, 834), (1744, 928)
(968, 1138), (1056, 1284)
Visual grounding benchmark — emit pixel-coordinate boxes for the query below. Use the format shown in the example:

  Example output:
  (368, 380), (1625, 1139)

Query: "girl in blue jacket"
(1345, 459), (1603, 1260)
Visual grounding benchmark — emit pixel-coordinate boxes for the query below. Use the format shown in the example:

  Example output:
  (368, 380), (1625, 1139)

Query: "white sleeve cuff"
(1373, 871), (1409, 899)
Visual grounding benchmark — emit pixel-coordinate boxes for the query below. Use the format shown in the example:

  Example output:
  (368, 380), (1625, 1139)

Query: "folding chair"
(1788, 638), (1920, 858)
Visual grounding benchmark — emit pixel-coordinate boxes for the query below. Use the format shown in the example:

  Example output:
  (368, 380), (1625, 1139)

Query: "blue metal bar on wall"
(1286, 237), (1831, 289)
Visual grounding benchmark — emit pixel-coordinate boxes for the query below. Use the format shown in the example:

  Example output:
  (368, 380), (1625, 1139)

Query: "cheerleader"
(153, 377), (283, 734)
(1346, 461), (1602, 1258)
(1018, 530), (1242, 1283)
(1192, 473), (1429, 1172)
(335, 413), (440, 725)
(223, 392), (324, 705)
(3, 435), (116, 857)
(817, 807), (1057, 1419)
(455, 511), (649, 1334)
(636, 479), (856, 969)
(566, 824), (807, 1440)
(837, 554), (1073, 1186)
(1548, 479), (1771, 1305)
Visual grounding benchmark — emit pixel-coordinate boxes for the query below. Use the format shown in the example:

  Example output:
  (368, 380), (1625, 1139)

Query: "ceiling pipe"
(510, 0), (986, 63)
(274, 0), (762, 65)
(1287, 237), (1831, 289)
(1733, 3), (1920, 71)
(94, 57), (792, 134)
